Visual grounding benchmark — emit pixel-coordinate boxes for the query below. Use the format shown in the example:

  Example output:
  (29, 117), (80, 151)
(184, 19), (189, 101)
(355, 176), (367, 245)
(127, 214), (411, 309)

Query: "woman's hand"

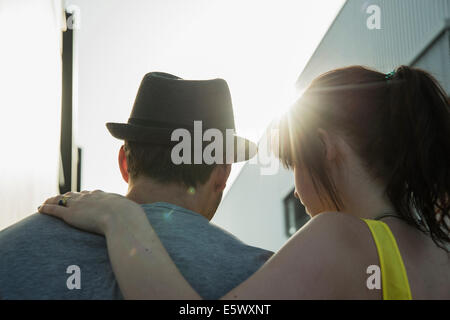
(38, 190), (145, 235)
(38, 190), (201, 299)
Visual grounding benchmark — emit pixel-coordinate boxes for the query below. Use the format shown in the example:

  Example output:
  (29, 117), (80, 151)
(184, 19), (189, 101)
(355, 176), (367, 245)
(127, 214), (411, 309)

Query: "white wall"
(0, 0), (64, 230)
(212, 149), (294, 252)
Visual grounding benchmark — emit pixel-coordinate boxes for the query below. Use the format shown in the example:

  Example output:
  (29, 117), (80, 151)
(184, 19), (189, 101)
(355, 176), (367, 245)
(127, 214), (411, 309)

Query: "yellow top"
(362, 219), (412, 300)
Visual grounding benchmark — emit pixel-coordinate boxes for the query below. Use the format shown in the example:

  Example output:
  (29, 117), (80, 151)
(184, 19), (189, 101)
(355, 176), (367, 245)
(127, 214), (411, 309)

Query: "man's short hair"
(124, 141), (216, 187)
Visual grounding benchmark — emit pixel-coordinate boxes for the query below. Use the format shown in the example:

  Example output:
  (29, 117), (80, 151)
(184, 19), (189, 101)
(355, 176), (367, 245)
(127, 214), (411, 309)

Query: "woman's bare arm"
(103, 208), (201, 299)
(39, 191), (368, 299)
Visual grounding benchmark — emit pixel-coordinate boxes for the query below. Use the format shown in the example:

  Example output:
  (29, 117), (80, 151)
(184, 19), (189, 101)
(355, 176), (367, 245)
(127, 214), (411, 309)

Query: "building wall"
(212, 157), (294, 252)
(296, 0), (450, 91)
(412, 30), (450, 91)
(0, 0), (64, 230)
(213, 0), (450, 252)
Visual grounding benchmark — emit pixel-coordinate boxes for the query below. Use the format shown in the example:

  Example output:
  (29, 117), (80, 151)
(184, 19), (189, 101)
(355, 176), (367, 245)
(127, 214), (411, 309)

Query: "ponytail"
(384, 66), (450, 250)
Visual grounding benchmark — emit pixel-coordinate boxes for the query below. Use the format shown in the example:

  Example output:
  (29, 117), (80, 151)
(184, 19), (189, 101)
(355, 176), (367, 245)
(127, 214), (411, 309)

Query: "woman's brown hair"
(275, 65), (450, 251)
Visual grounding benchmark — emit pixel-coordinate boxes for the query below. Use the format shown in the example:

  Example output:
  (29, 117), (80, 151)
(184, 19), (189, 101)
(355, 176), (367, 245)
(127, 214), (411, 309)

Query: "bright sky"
(66, 0), (345, 195)
(0, 0), (64, 229)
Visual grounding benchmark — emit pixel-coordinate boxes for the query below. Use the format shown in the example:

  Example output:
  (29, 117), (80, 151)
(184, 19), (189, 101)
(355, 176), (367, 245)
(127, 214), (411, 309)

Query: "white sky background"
(66, 0), (345, 195)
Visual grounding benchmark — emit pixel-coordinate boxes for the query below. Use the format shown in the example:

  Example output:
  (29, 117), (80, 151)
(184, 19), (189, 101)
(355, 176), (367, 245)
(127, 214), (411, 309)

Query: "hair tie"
(385, 71), (395, 80)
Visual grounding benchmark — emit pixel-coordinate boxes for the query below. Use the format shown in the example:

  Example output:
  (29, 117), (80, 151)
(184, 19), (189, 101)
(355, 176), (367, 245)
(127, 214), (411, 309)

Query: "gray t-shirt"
(0, 202), (273, 299)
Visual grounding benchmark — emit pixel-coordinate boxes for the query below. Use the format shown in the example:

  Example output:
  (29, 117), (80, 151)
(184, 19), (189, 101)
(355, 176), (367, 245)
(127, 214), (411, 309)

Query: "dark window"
(283, 190), (310, 237)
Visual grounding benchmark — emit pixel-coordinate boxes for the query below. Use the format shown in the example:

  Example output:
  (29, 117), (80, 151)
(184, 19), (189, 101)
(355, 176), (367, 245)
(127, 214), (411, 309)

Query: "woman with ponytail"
(39, 66), (450, 299)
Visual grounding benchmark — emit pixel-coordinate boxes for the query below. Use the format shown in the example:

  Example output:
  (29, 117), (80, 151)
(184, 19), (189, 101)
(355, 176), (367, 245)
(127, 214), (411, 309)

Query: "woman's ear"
(118, 145), (129, 183)
(317, 128), (337, 162)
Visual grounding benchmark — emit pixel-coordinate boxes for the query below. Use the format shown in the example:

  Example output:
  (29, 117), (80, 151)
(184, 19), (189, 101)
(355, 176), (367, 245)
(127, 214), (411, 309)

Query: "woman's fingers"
(35, 190), (118, 235)
(38, 203), (69, 218)
(39, 192), (82, 213)
(36, 189), (141, 236)
(42, 195), (62, 205)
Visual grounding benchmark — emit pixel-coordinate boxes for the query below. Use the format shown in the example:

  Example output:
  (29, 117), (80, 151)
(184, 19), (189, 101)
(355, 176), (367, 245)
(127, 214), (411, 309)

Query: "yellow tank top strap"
(362, 218), (412, 300)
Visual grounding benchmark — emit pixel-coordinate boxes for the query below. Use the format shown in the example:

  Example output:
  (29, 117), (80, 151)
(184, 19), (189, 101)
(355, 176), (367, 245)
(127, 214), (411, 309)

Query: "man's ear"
(118, 145), (129, 183)
(213, 164), (232, 192)
(317, 128), (337, 162)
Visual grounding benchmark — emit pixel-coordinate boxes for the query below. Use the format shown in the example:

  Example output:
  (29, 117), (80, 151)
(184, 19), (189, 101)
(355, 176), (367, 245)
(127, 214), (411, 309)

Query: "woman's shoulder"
(299, 211), (371, 240)
(298, 211), (380, 273)
(269, 211), (381, 299)
(227, 211), (381, 299)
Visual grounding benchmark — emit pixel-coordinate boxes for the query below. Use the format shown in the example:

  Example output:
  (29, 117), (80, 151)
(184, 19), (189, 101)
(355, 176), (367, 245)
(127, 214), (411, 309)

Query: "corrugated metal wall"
(296, 0), (450, 92)
(413, 29), (450, 91)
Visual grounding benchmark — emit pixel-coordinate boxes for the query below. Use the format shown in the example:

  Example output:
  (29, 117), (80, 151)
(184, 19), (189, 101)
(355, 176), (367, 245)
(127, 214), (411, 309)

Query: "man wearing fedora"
(0, 72), (273, 299)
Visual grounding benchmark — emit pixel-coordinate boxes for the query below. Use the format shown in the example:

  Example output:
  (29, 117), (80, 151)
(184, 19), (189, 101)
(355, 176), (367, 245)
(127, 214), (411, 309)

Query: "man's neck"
(125, 178), (210, 219)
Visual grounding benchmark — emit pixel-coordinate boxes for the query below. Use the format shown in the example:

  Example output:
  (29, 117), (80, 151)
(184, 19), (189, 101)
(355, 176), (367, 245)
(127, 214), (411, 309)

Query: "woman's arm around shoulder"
(39, 192), (376, 299)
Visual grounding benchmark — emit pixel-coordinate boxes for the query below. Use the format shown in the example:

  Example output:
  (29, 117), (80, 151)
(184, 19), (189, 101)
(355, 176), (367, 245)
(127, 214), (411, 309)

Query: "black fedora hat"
(106, 72), (257, 163)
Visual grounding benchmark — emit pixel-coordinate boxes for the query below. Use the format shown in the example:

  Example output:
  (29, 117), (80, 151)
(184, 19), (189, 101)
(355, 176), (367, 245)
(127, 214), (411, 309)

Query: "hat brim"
(106, 122), (257, 163)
